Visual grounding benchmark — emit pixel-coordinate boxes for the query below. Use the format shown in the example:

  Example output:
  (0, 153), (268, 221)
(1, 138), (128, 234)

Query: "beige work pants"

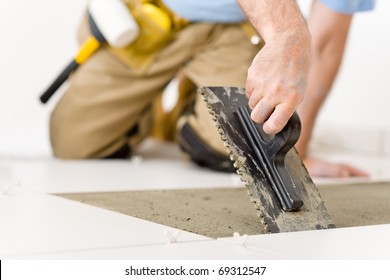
(50, 16), (261, 159)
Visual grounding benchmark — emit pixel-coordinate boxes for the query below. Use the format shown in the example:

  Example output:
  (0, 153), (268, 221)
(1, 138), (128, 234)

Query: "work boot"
(176, 116), (235, 173)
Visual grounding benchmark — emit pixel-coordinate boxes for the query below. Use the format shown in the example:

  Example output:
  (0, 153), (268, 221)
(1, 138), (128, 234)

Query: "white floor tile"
(0, 139), (242, 194)
(0, 194), (208, 259)
(9, 240), (284, 260)
(311, 125), (384, 155)
(3, 137), (390, 260)
(0, 159), (241, 194)
(219, 224), (390, 259)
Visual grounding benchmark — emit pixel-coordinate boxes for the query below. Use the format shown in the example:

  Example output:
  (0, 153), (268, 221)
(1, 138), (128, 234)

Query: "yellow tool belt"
(145, 0), (189, 32)
(109, 0), (189, 71)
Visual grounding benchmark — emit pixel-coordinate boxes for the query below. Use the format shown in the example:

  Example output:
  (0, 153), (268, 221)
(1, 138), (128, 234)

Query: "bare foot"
(303, 157), (370, 178)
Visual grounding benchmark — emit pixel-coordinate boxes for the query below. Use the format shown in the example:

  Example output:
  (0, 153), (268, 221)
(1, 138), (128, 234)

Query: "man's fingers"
(262, 105), (294, 135)
(247, 84), (262, 109)
(245, 84), (254, 99)
(339, 164), (370, 177)
(250, 98), (273, 123)
(248, 94), (261, 110)
(303, 158), (370, 178)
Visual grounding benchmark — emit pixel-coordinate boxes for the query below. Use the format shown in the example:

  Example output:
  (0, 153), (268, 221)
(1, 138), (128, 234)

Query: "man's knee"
(49, 111), (132, 159)
(51, 136), (131, 159)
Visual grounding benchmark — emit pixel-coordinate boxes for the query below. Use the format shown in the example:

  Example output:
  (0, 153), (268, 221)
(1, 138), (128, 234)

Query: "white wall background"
(0, 0), (88, 157)
(301, 0), (390, 130)
(0, 0), (389, 158)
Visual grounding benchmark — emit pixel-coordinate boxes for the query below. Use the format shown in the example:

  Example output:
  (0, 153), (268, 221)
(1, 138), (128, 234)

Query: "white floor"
(1, 138), (390, 260)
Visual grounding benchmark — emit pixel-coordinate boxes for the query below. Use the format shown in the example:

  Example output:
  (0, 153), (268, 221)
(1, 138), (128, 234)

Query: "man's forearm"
(296, 0), (353, 157)
(237, 0), (311, 56)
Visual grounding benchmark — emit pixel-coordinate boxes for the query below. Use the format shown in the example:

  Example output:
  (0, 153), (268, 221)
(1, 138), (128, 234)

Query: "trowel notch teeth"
(260, 219), (271, 233)
(235, 166), (244, 174)
(252, 200), (261, 210)
(202, 91), (272, 234)
(251, 199), (261, 209)
(237, 171), (272, 232)
(219, 134), (227, 141)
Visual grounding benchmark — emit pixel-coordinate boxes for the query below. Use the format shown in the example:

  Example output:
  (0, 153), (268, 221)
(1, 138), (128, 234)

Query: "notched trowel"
(201, 86), (335, 233)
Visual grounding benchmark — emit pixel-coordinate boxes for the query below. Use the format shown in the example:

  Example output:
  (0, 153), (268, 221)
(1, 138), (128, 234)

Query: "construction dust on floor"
(58, 182), (390, 239)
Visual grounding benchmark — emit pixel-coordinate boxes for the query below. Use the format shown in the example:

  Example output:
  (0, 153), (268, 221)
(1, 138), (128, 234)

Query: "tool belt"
(108, 0), (189, 71)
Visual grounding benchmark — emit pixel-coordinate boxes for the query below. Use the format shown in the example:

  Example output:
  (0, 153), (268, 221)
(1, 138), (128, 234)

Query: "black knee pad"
(178, 123), (235, 173)
(104, 144), (131, 159)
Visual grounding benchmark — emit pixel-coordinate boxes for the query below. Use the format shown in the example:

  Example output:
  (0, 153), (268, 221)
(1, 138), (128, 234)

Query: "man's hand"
(237, 0), (311, 134)
(246, 41), (309, 134)
(304, 157), (369, 178)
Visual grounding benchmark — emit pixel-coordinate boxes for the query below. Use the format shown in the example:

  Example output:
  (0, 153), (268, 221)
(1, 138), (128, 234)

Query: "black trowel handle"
(235, 106), (303, 211)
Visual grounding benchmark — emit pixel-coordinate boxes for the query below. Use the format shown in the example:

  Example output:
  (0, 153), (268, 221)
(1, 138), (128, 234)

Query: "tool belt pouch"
(108, 0), (177, 72)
